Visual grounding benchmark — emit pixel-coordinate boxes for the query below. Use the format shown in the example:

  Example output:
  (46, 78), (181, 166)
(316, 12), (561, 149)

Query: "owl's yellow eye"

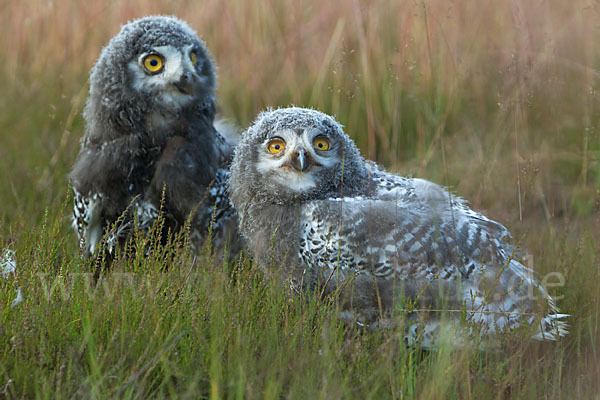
(143, 54), (164, 74)
(313, 137), (330, 151)
(267, 139), (285, 154)
(190, 51), (197, 65)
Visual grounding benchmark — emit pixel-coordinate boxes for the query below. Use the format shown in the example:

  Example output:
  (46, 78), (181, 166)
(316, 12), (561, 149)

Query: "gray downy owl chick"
(70, 15), (241, 260)
(229, 107), (567, 347)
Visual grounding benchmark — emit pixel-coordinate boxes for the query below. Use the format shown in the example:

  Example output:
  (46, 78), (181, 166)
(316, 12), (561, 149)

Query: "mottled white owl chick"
(70, 16), (242, 259)
(229, 107), (567, 347)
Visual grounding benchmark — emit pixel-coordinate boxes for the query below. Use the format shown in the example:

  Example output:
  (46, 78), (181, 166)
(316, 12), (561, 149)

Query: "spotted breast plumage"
(229, 107), (567, 347)
(69, 15), (242, 260)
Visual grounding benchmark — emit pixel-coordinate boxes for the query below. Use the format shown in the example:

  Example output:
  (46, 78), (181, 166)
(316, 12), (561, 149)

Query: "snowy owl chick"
(229, 107), (567, 347)
(70, 15), (241, 259)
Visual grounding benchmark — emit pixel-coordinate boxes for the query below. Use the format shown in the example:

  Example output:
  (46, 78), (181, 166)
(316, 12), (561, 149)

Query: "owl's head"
(230, 107), (370, 208)
(85, 16), (216, 141)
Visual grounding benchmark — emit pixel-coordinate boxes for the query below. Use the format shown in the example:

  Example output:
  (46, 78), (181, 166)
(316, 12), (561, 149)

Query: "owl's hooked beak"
(173, 69), (200, 96)
(291, 146), (311, 172)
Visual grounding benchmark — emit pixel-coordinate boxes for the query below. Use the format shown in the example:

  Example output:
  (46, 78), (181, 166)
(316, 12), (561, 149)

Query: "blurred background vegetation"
(1, 0), (598, 227)
(0, 0), (598, 398)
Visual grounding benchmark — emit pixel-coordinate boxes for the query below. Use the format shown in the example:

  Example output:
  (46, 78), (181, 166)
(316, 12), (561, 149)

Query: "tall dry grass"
(0, 0), (598, 398)
(1, 0), (598, 222)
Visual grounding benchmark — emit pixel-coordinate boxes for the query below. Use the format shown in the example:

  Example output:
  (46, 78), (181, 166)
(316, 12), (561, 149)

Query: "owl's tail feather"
(532, 313), (569, 341)
(403, 311), (569, 349)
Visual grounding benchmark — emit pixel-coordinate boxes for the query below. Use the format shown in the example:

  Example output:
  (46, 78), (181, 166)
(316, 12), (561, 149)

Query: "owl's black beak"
(173, 69), (200, 96)
(291, 146), (311, 172)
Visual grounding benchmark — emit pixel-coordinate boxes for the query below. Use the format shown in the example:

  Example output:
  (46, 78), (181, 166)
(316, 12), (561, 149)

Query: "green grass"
(1, 0), (599, 398)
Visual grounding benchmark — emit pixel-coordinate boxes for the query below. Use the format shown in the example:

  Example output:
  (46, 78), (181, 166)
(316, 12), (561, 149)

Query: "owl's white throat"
(256, 158), (317, 192)
(273, 169), (317, 192)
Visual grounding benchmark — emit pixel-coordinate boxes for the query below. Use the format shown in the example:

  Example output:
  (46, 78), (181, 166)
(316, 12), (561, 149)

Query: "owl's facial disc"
(129, 44), (207, 107)
(256, 128), (338, 192)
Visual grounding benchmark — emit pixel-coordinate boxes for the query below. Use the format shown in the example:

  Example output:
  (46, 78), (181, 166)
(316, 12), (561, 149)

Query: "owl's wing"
(299, 191), (456, 284)
(299, 176), (567, 341)
(135, 200), (160, 232)
(188, 168), (241, 253)
(72, 187), (140, 258)
(72, 188), (105, 257)
(366, 168), (515, 276)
